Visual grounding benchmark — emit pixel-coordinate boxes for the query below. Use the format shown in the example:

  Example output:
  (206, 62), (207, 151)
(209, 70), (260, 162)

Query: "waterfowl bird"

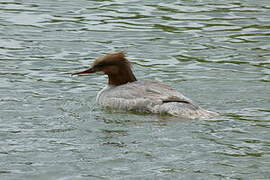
(72, 52), (218, 119)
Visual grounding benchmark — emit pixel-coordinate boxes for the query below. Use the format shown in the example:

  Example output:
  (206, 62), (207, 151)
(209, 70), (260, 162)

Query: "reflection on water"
(0, 0), (270, 179)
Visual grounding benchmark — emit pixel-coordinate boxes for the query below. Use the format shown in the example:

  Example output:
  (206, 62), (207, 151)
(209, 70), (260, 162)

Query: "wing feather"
(97, 80), (193, 112)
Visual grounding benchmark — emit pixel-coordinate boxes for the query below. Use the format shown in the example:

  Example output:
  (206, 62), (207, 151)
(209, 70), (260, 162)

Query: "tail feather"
(152, 102), (219, 119)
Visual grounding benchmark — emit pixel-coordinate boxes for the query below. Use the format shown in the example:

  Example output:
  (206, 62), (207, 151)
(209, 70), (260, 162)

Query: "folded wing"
(97, 80), (197, 112)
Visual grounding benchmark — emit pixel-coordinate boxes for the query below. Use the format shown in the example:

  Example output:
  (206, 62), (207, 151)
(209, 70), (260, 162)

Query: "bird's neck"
(107, 65), (137, 86)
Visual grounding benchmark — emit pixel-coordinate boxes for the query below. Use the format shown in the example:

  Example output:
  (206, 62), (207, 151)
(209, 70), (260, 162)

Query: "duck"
(72, 52), (219, 119)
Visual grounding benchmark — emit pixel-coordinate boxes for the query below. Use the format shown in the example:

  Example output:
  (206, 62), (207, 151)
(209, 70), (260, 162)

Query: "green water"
(0, 0), (269, 179)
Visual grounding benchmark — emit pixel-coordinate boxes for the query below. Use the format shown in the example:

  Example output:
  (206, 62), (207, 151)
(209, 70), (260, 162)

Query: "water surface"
(0, 0), (270, 179)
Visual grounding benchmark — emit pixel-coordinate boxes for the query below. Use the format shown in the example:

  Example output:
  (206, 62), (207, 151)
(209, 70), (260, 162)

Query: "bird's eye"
(95, 64), (104, 68)
(96, 62), (113, 68)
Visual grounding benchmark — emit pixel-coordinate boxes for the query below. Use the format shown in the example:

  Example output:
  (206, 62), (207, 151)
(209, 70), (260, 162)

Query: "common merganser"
(72, 52), (219, 119)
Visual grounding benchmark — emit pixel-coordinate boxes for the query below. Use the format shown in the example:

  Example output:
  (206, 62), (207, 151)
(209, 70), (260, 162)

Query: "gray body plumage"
(96, 80), (218, 119)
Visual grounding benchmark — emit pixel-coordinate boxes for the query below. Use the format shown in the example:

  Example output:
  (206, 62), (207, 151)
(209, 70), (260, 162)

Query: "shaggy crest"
(92, 52), (131, 68)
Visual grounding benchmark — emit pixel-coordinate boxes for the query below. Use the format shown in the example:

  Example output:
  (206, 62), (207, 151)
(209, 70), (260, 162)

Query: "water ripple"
(1, 0), (270, 179)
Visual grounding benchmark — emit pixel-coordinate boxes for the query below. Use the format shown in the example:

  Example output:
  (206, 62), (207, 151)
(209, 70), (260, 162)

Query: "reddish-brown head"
(72, 52), (128, 75)
(72, 52), (137, 86)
